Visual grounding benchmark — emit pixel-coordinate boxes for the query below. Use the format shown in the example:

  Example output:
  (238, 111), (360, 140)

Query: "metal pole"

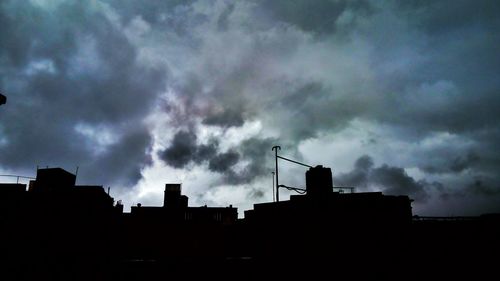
(272, 146), (281, 202)
(272, 171), (275, 202)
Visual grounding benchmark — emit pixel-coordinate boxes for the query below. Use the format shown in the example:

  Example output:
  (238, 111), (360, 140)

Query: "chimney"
(164, 184), (188, 208)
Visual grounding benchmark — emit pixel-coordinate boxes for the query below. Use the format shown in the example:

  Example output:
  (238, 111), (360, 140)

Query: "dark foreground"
(1, 217), (499, 280)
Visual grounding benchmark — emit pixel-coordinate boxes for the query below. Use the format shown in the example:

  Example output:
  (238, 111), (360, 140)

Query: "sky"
(1, 0), (500, 216)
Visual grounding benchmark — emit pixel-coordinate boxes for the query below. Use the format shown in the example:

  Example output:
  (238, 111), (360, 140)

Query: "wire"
(0, 175), (35, 179)
(278, 184), (307, 194)
(276, 155), (313, 168)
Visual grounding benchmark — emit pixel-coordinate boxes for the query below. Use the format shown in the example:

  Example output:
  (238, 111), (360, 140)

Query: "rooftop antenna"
(75, 166), (79, 182)
(272, 146), (314, 202)
(272, 146), (281, 202)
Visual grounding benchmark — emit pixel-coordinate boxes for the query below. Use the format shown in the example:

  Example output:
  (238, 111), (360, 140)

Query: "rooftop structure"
(245, 165), (413, 224)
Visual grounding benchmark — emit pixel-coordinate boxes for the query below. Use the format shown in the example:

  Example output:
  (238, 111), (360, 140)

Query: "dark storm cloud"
(368, 3), (500, 137)
(153, 1), (499, 201)
(158, 129), (233, 169)
(466, 176), (500, 196)
(106, 0), (197, 27)
(333, 155), (372, 188)
(336, 155), (430, 203)
(221, 137), (276, 185)
(421, 152), (480, 175)
(202, 108), (245, 128)
(254, 0), (372, 34)
(81, 126), (154, 187)
(208, 150), (240, 172)
(259, 0), (500, 210)
(196, 141), (219, 162)
(248, 189), (265, 199)
(397, 0), (500, 35)
(159, 129), (274, 184)
(1, 0), (499, 214)
(0, 1), (167, 187)
(273, 1), (498, 141)
(165, 58), (260, 129)
(158, 129), (240, 173)
(159, 130), (198, 168)
(371, 165), (430, 203)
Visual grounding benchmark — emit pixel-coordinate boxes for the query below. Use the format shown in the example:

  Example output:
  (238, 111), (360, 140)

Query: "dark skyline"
(1, 165), (498, 280)
(1, 0), (500, 215)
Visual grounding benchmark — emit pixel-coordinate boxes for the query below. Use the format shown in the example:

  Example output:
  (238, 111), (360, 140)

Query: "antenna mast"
(272, 171), (275, 202)
(271, 146), (315, 202)
(272, 146), (281, 202)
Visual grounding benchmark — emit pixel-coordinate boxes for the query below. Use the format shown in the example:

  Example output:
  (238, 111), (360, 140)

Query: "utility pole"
(272, 146), (281, 202)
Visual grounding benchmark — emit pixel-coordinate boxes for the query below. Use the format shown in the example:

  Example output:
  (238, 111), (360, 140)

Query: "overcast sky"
(1, 0), (499, 216)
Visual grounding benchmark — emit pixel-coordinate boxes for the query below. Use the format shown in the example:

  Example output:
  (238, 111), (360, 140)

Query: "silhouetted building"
(0, 167), (121, 279)
(29, 167), (76, 192)
(245, 165), (412, 224)
(245, 191), (412, 224)
(0, 93), (6, 105)
(0, 167), (117, 222)
(29, 168), (114, 212)
(131, 184), (237, 224)
(239, 165), (416, 276)
(0, 183), (26, 193)
(0, 183), (27, 216)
